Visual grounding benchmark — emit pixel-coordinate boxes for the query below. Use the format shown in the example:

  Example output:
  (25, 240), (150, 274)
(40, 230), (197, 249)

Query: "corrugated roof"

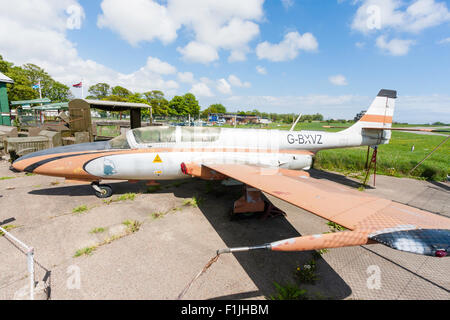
(0, 71), (14, 84)
(83, 99), (149, 108)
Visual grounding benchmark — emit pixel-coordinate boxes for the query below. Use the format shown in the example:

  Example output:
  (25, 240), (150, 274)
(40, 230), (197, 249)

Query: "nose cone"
(11, 141), (111, 173)
(12, 158), (27, 172)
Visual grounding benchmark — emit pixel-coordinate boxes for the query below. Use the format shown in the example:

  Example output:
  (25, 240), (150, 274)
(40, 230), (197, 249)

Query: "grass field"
(216, 122), (450, 182)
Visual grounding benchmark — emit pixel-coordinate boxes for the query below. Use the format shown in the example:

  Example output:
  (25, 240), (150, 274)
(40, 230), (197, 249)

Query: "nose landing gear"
(91, 182), (113, 198)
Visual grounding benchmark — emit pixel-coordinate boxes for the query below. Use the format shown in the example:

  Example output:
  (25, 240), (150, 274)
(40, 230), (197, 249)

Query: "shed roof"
(70, 99), (150, 111)
(32, 102), (69, 111)
(0, 71), (14, 84)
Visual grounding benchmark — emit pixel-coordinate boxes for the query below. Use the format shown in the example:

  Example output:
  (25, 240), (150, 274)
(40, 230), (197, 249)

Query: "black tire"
(94, 184), (113, 198)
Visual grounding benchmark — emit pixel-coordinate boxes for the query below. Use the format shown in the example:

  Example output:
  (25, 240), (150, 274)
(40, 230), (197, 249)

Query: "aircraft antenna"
(290, 113), (302, 131)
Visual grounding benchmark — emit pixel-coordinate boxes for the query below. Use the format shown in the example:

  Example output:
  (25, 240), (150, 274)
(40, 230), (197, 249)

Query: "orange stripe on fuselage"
(360, 114), (392, 124)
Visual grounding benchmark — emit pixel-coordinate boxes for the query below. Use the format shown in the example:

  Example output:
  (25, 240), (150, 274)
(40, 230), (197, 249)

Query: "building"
(0, 71), (14, 125)
(208, 113), (260, 125)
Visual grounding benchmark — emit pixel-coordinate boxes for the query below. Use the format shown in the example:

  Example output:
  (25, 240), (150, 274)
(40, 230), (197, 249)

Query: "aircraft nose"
(11, 140), (111, 173)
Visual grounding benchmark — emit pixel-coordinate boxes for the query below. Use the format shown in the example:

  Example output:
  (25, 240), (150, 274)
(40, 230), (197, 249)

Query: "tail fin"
(343, 89), (397, 144)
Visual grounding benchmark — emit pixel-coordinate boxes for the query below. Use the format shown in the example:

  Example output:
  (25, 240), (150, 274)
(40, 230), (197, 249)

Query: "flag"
(32, 83), (40, 89)
(73, 82), (82, 88)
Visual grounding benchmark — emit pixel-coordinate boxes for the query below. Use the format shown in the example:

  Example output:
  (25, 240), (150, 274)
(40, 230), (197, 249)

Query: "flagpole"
(81, 78), (84, 98)
(39, 80), (42, 106)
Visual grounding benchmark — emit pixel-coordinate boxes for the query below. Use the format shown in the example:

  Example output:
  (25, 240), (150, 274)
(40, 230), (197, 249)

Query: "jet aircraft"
(12, 90), (450, 257)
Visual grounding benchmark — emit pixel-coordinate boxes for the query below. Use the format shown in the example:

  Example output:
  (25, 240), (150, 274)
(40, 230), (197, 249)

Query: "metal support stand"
(231, 185), (286, 219)
(362, 146), (378, 187)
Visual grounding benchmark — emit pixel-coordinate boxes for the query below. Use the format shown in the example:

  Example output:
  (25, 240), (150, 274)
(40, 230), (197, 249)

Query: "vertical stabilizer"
(343, 89), (397, 143)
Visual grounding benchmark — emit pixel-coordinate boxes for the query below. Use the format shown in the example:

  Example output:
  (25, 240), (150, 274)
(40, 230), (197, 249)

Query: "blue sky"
(0, 0), (449, 123)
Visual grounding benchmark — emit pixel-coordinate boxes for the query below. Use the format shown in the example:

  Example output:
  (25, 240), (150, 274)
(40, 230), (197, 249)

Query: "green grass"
(146, 185), (161, 193)
(269, 282), (308, 300)
(0, 225), (19, 236)
(72, 205), (88, 214)
(0, 176), (15, 180)
(183, 195), (203, 208)
(89, 227), (105, 234)
(213, 122), (449, 181)
(74, 246), (96, 257)
(122, 219), (141, 233)
(75, 220), (141, 257)
(104, 192), (137, 204)
(315, 132), (449, 181)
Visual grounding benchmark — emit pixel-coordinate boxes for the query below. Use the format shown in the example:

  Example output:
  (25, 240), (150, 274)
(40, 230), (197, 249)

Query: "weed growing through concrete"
(312, 249), (329, 259)
(75, 220), (142, 257)
(122, 220), (141, 233)
(0, 225), (19, 236)
(183, 195), (203, 208)
(74, 246), (96, 257)
(269, 282), (308, 300)
(326, 221), (346, 232)
(146, 185), (161, 193)
(0, 176), (15, 180)
(72, 205), (88, 214)
(90, 227), (105, 234)
(103, 193), (137, 204)
(294, 259), (318, 284)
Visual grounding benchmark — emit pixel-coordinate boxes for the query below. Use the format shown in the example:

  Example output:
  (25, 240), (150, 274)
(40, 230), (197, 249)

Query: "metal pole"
(0, 226), (35, 300)
(290, 113), (302, 131)
(27, 248), (35, 300)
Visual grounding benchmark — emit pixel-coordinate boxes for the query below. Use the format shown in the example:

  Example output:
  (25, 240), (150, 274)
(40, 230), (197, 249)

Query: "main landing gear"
(91, 181), (113, 198)
(230, 185), (286, 220)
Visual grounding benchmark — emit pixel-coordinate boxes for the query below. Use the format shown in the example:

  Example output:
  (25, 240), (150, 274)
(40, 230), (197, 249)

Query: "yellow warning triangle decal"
(153, 154), (162, 163)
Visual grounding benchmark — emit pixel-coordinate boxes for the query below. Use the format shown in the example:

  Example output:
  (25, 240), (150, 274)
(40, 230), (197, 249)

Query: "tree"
(143, 90), (171, 117)
(5, 66), (37, 101)
(111, 86), (131, 97)
(88, 83), (111, 99)
(169, 95), (187, 116)
(0, 55), (13, 73)
(200, 103), (227, 118)
(46, 81), (73, 102)
(22, 63), (73, 102)
(183, 93), (200, 117)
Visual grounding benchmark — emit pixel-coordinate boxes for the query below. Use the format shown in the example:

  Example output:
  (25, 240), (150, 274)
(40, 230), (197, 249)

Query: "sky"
(0, 0), (449, 123)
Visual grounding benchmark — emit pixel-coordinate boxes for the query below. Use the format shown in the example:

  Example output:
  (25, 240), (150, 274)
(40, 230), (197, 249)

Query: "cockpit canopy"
(108, 126), (222, 149)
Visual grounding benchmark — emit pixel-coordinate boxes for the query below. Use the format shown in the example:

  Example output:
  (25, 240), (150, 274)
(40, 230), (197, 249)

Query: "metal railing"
(0, 226), (35, 300)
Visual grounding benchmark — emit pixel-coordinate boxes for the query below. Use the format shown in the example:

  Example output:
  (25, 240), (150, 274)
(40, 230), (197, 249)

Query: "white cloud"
(177, 72), (195, 83)
(98, 0), (264, 63)
(351, 0), (450, 34)
(329, 75), (348, 86)
(256, 31), (318, 62)
(0, 1), (179, 97)
(177, 41), (219, 64)
(228, 75), (251, 88)
(376, 35), (415, 55)
(97, 0), (178, 46)
(145, 57), (177, 75)
(281, 0), (294, 9)
(438, 37), (450, 44)
(190, 82), (214, 97)
(355, 41), (366, 48)
(216, 79), (232, 95)
(256, 65), (267, 75)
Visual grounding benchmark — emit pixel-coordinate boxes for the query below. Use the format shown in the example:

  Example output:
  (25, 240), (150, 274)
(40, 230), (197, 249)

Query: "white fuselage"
(84, 127), (381, 180)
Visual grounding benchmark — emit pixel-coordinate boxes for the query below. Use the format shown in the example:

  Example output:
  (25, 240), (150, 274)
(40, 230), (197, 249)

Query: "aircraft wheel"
(94, 184), (113, 198)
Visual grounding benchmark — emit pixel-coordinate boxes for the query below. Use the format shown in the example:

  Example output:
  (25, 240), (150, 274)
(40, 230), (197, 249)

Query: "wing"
(194, 163), (450, 257)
